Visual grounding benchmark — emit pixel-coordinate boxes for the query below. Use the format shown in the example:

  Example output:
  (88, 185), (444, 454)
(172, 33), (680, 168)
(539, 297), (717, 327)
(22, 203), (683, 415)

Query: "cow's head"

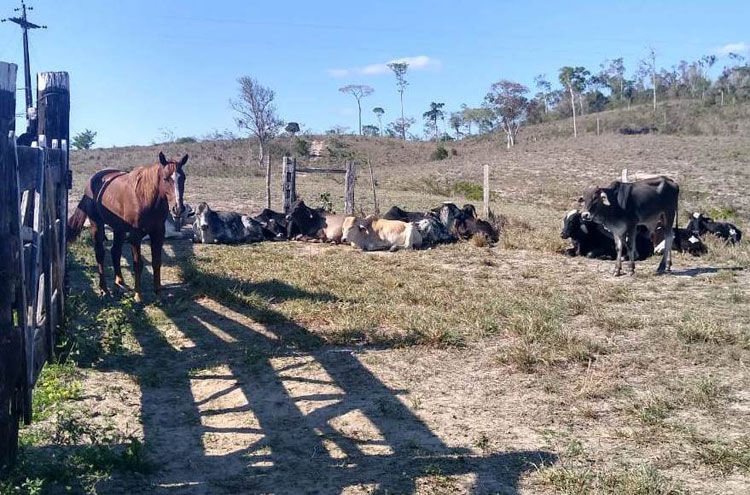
(341, 215), (375, 246)
(286, 200), (325, 236)
(561, 210), (582, 239)
(462, 204), (477, 219)
(433, 202), (463, 231)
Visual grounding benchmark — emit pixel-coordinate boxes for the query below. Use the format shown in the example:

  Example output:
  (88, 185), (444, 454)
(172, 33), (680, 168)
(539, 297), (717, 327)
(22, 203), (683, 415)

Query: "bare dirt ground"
(18, 131), (750, 495)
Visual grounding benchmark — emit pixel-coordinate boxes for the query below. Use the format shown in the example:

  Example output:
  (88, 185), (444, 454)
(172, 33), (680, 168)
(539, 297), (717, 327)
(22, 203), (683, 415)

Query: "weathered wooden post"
(0, 61), (24, 473)
(621, 169), (628, 182)
(265, 152), (271, 209)
(36, 72), (69, 364)
(366, 158), (379, 214)
(344, 160), (356, 215)
(483, 164), (490, 219)
(596, 117), (600, 136)
(281, 156), (297, 213)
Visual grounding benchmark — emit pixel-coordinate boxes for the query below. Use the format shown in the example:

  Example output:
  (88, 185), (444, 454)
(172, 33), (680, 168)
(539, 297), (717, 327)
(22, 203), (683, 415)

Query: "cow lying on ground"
(192, 202), (264, 244)
(686, 212), (742, 245)
(285, 199), (348, 243)
(164, 203), (195, 239)
(342, 215), (421, 251)
(384, 205), (455, 246)
(455, 204), (500, 243)
(619, 126), (657, 135)
(580, 176), (679, 275)
(653, 225), (707, 256)
(252, 208), (289, 240)
(561, 210), (653, 260)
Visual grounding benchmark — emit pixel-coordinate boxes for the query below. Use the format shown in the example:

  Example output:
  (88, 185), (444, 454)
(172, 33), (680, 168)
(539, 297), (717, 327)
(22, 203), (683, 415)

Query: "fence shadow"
(82, 238), (556, 494)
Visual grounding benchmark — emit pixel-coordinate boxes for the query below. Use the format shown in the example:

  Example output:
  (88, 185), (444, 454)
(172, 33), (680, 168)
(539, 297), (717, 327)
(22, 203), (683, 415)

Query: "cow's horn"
(600, 191), (611, 206)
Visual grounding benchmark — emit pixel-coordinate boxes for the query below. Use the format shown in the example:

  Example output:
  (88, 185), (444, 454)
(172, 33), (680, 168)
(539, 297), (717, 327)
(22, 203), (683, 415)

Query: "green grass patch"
(536, 463), (686, 494)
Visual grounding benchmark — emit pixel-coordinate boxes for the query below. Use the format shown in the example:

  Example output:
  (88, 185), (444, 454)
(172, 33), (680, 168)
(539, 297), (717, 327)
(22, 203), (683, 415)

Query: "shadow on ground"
(67, 239), (556, 494)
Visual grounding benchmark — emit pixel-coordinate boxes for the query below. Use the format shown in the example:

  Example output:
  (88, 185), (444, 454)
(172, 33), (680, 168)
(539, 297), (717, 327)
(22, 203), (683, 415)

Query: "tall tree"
(422, 102), (445, 140)
(559, 66), (589, 138)
(231, 76), (283, 207)
(372, 107), (385, 136)
(449, 112), (463, 139)
(387, 62), (409, 139)
(649, 47), (658, 110)
(484, 80), (529, 148)
(533, 74), (553, 113)
(339, 85), (374, 136)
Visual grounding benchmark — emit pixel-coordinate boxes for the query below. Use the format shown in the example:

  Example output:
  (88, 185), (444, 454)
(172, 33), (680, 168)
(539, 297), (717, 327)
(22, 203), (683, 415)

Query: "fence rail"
(0, 62), (70, 472)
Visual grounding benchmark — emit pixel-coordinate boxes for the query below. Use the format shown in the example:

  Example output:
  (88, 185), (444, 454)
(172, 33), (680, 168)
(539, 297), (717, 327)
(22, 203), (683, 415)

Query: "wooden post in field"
(366, 158), (379, 214)
(265, 152), (271, 209)
(281, 156), (297, 213)
(621, 169), (628, 182)
(483, 164), (490, 219)
(596, 117), (600, 136)
(344, 160), (356, 215)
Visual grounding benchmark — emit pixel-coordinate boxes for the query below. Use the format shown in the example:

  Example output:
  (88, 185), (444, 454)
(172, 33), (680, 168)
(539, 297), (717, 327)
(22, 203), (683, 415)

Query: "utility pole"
(649, 46), (657, 111)
(2, 1), (47, 131)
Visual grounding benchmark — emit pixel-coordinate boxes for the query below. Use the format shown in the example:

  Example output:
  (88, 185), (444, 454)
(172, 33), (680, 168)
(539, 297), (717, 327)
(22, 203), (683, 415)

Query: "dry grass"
(41, 122), (750, 494)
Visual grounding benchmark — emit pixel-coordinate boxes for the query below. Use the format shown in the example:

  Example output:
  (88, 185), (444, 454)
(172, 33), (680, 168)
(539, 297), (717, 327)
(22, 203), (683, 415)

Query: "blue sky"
(1, 0), (748, 147)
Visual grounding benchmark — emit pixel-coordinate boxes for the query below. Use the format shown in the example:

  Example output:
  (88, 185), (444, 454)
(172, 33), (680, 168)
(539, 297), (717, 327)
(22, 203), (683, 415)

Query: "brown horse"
(68, 152), (188, 302)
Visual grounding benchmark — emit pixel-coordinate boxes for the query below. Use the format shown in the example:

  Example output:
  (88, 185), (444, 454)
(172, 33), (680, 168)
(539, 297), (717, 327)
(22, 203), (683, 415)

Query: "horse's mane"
(128, 161), (175, 204)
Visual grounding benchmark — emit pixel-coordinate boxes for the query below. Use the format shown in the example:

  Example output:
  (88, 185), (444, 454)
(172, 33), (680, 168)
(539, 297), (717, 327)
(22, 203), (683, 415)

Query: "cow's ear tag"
(600, 191), (611, 206)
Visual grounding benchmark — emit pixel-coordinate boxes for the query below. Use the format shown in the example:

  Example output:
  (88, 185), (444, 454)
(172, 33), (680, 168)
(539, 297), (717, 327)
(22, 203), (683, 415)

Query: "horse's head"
(158, 151), (189, 219)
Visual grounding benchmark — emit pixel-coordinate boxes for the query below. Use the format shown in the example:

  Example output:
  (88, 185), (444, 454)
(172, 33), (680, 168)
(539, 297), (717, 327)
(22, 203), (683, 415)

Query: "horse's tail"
(67, 201), (88, 243)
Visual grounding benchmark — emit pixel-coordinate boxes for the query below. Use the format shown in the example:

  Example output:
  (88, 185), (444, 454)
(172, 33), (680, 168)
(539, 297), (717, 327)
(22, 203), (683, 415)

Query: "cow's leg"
(131, 240), (144, 302)
(612, 235), (624, 276)
(90, 220), (109, 295)
(111, 230), (129, 291)
(150, 229), (165, 299)
(626, 226), (637, 275)
(658, 225), (674, 273)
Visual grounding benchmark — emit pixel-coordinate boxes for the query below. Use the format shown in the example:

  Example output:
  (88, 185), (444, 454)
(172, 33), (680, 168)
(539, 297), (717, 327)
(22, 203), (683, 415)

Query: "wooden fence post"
(621, 169), (628, 182)
(265, 152), (271, 210)
(282, 156), (297, 213)
(366, 158), (379, 214)
(596, 117), (600, 136)
(37, 72), (69, 364)
(344, 160), (356, 215)
(0, 61), (24, 473)
(483, 164), (490, 219)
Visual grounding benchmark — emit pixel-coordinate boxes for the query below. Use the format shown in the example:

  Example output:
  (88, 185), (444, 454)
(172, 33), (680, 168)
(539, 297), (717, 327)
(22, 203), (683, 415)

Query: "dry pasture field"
(12, 132), (750, 495)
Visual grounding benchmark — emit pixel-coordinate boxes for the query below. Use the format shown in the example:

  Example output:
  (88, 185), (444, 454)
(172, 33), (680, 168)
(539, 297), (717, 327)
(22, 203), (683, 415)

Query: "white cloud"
(328, 55), (442, 78)
(716, 42), (749, 56)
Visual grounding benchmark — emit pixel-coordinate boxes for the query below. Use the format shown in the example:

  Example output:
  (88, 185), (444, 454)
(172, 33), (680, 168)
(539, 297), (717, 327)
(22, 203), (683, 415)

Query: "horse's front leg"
(112, 231), (128, 291)
(131, 239), (144, 303)
(150, 229), (165, 299)
(90, 221), (109, 295)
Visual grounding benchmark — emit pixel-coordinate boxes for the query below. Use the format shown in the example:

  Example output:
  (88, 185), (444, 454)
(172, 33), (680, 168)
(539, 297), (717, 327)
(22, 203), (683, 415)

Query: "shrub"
(453, 181), (483, 201)
(175, 136), (197, 144)
(430, 144), (449, 161)
(294, 137), (310, 157)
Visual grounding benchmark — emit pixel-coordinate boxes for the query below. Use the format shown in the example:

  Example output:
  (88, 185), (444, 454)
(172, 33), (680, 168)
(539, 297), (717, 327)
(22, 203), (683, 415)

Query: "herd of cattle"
(569, 176), (742, 275)
(181, 199), (500, 251)
(169, 175), (741, 275)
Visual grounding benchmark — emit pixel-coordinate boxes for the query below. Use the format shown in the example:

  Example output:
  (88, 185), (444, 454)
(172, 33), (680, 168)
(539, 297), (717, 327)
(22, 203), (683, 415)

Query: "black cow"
(653, 226), (707, 256)
(285, 200), (327, 240)
(686, 212), (742, 245)
(619, 126), (657, 135)
(561, 210), (653, 260)
(384, 205), (455, 247)
(383, 205), (430, 222)
(455, 204), (499, 243)
(580, 176), (679, 275)
(253, 208), (289, 240)
(192, 202), (264, 244)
